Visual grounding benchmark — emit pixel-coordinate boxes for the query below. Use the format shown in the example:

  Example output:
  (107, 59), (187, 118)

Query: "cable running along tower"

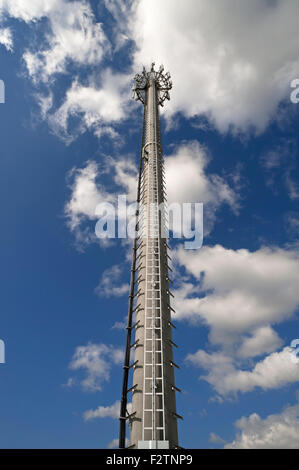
(119, 64), (181, 450)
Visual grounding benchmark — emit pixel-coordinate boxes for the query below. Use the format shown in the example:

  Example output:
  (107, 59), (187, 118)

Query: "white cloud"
(0, 0), (58, 21)
(62, 377), (74, 388)
(65, 160), (111, 232)
(0, 1), (123, 141)
(64, 142), (237, 247)
(0, 0), (133, 143)
(0, 0), (108, 81)
(109, 156), (137, 203)
(209, 432), (226, 445)
(83, 400), (132, 421)
(95, 264), (129, 298)
(103, 0), (133, 52)
(0, 27), (13, 51)
(83, 400), (120, 421)
(175, 244), (299, 345)
(165, 141), (239, 234)
(49, 70), (130, 141)
(35, 92), (53, 120)
(111, 0), (299, 133)
(178, 244), (299, 398)
(107, 437), (129, 449)
(3, 0), (299, 138)
(68, 342), (123, 392)
(64, 157), (138, 247)
(111, 319), (127, 330)
(238, 326), (283, 359)
(187, 347), (299, 396)
(226, 403), (299, 449)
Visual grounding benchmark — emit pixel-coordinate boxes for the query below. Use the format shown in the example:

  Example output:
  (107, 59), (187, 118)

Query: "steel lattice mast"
(119, 63), (181, 450)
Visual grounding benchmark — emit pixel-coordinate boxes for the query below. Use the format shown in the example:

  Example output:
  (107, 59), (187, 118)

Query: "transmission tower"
(119, 63), (181, 449)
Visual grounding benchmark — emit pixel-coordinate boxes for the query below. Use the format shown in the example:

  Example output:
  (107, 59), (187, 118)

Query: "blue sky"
(1, 0), (299, 449)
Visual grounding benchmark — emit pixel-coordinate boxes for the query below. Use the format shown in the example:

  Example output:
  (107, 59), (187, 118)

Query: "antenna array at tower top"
(132, 62), (172, 106)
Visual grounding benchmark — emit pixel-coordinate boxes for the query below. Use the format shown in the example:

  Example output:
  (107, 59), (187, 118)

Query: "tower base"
(137, 440), (169, 449)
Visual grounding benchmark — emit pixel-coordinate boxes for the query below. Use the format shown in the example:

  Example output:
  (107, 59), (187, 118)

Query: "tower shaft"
(120, 65), (179, 450)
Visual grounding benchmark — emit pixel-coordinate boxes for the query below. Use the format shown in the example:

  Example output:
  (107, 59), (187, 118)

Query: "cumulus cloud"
(95, 264), (129, 298)
(68, 342), (123, 392)
(237, 326), (283, 359)
(3, 0), (299, 139)
(65, 141), (236, 246)
(225, 403), (299, 449)
(3, 0), (299, 138)
(209, 432), (226, 445)
(0, 27), (13, 51)
(64, 157), (138, 247)
(49, 70), (130, 142)
(83, 400), (120, 421)
(83, 400), (132, 421)
(111, 319), (127, 330)
(35, 92), (53, 120)
(0, 0), (108, 81)
(177, 244), (299, 398)
(0, 0), (125, 140)
(108, 0), (299, 133)
(175, 244), (299, 345)
(165, 141), (239, 234)
(103, 0), (133, 52)
(0, 0), (58, 22)
(65, 160), (112, 233)
(107, 437), (129, 449)
(110, 156), (137, 203)
(187, 347), (299, 396)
